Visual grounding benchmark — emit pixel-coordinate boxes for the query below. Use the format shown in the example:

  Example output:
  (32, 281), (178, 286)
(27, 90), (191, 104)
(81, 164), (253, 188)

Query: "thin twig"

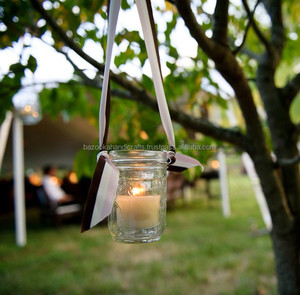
(233, 0), (261, 54)
(241, 0), (272, 52)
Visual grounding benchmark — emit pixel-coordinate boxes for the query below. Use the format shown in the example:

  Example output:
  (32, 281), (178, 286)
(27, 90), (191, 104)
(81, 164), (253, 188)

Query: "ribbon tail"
(168, 153), (204, 172)
(81, 155), (119, 232)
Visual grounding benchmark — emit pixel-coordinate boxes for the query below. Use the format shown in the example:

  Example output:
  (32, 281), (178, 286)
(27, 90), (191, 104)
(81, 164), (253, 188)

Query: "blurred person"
(42, 165), (75, 204)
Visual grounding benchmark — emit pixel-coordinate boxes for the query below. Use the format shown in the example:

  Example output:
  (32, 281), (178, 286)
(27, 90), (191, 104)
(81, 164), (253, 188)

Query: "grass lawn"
(0, 170), (277, 295)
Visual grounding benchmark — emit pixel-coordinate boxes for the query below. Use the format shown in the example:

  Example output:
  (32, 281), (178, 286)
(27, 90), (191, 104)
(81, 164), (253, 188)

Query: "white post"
(212, 103), (231, 217)
(0, 111), (13, 171)
(12, 116), (27, 247)
(226, 100), (272, 230)
(218, 148), (231, 217)
(242, 152), (272, 231)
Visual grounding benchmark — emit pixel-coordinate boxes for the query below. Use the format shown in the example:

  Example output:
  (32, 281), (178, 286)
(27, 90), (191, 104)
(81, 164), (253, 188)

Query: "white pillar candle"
(116, 194), (161, 229)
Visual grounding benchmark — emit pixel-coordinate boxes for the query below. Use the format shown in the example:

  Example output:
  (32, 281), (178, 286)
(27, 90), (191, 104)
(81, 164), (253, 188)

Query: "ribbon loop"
(136, 0), (175, 148)
(98, 0), (176, 150)
(99, 0), (121, 148)
(81, 0), (204, 232)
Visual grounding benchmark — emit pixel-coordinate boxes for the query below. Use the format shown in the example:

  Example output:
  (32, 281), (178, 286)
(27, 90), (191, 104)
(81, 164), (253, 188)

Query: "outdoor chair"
(36, 186), (83, 226)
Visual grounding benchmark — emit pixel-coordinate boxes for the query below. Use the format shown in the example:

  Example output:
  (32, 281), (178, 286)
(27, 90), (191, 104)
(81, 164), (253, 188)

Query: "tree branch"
(29, 0), (105, 73)
(241, 0), (272, 53)
(120, 93), (249, 150)
(175, 0), (267, 153)
(280, 73), (300, 108)
(57, 49), (248, 149)
(85, 81), (250, 149)
(29, 0), (145, 102)
(174, 0), (216, 55)
(71, 73), (250, 150)
(232, 19), (252, 55)
(212, 0), (229, 46)
(261, 0), (285, 58)
(228, 35), (259, 59)
(59, 47), (103, 89)
(233, 0), (261, 55)
(28, 3), (249, 151)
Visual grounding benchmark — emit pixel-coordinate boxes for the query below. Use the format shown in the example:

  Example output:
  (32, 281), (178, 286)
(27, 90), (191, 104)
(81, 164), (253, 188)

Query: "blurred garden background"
(1, 0), (299, 294)
(0, 159), (276, 295)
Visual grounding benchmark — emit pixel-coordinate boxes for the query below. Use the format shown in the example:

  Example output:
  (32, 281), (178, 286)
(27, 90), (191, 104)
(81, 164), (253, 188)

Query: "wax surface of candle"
(116, 195), (161, 229)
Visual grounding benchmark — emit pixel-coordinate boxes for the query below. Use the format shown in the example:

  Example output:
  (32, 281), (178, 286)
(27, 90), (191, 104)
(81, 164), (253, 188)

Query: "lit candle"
(116, 186), (161, 229)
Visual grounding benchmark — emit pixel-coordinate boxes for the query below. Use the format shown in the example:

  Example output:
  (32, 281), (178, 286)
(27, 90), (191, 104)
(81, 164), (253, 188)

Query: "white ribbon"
(99, 0), (121, 146)
(98, 0), (175, 149)
(135, 0), (175, 147)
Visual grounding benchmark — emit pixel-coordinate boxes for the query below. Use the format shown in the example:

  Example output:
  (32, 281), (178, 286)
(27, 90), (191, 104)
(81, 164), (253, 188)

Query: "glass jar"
(108, 150), (168, 243)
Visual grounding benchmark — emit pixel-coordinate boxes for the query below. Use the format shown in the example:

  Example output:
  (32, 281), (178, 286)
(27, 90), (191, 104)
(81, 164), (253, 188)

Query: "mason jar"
(108, 150), (168, 243)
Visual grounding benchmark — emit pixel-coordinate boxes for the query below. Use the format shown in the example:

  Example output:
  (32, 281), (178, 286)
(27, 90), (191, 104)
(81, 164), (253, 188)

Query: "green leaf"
(290, 93), (300, 123)
(27, 55), (37, 73)
(121, 0), (131, 10)
(142, 74), (154, 92)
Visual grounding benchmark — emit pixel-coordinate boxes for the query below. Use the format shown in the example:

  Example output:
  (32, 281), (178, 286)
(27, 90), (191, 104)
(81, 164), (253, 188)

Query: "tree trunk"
(251, 148), (300, 293)
(255, 51), (300, 293)
(272, 229), (300, 295)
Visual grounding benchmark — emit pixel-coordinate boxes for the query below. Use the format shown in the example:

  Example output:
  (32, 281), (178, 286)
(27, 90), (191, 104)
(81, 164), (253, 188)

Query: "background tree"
(1, 0), (300, 293)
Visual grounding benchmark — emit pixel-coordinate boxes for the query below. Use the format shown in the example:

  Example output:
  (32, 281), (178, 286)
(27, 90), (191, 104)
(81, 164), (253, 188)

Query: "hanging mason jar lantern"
(80, 0), (202, 243)
(108, 150), (168, 243)
(13, 90), (42, 125)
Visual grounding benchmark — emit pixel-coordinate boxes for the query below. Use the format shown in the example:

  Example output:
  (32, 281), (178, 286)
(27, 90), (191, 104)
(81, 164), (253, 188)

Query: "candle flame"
(131, 186), (145, 196)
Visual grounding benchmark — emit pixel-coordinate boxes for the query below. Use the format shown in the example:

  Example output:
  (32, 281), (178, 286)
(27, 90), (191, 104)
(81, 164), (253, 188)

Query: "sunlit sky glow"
(0, 0), (238, 105)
